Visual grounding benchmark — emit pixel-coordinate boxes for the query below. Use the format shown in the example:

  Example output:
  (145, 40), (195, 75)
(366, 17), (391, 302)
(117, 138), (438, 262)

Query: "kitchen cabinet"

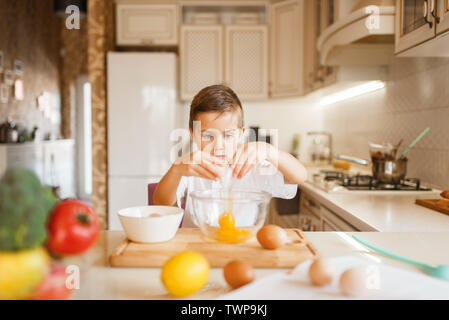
(437, 0), (449, 34)
(302, 0), (321, 94)
(116, 4), (178, 46)
(269, 0), (303, 97)
(317, 0), (339, 88)
(180, 25), (224, 101)
(298, 191), (323, 231)
(42, 141), (76, 200)
(298, 190), (359, 231)
(225, 25), (268, 100)
(395, 0), (449, 55)
(302, 0), (339, 94)
(0, 140), (75, 199)
(180, 24), (268, 101)
(395, 0), (435, 53)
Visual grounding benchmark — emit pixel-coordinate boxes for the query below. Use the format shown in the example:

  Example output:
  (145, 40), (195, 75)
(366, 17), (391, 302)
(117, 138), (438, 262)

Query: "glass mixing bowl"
(190, 189), (271, 243)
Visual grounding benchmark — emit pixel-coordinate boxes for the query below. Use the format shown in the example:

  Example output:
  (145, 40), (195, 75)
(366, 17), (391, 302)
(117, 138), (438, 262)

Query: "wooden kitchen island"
(69, 231), (449, 300)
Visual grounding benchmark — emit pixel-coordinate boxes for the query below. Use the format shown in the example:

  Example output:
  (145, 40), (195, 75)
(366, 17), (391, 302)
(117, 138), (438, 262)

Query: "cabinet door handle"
(423, 0), (434, 28)
(430, 0), (441, 23)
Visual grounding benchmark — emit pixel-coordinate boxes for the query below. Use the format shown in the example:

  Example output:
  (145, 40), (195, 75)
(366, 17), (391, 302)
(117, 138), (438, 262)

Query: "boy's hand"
(231, 142), (277, 179)
(173, 151), (226, 181)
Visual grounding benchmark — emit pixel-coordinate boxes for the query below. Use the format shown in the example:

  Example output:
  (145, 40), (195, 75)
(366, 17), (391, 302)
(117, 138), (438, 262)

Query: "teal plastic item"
(352, 235), (449, 281)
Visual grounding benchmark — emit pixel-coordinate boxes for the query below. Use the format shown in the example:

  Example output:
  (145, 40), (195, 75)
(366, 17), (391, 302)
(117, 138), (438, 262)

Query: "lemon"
(0, 247), (50, 300)
(161, 251), (210, 297)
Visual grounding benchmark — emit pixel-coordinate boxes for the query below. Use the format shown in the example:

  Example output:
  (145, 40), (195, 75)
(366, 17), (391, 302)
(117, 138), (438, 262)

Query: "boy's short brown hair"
(189, 85), (244, 129)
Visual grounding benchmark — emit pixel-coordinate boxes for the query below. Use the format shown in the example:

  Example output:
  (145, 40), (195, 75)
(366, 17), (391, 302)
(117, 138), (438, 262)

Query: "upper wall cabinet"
(116, 4), (178, 46)
(180, 24), (268, 101)
(270, 0), (303, 98)
(395, 0), (449, 56)
(225, 26), (268, 100)
(180, 25), (223, 100)
(395, 0), (435, 53)
(179, 2), (269, 101)
(437, 0), (449, 34)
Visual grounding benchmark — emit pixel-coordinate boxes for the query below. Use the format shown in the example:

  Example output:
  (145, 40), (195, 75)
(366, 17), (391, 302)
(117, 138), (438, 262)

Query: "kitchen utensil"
(307, 131), (333, 164)
(393, 139), (403, 158)
(190, 189), (271, 242)
(398, 128), (430, 160)
(117, 206), (184, 243)
(352, 235), (449, 281)
(335, 155), (369, 166)
(369, 142), (397, 160)
(415, 199), (449, 216)
(371, 157), (408, 184)
(336, 152), (408, 184)
(109, 228), (317, 268)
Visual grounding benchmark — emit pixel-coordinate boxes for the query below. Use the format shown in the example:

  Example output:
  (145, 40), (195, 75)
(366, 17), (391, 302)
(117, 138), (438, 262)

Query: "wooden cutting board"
(415, 199), (449, 216)
(109, 228), (317, 268)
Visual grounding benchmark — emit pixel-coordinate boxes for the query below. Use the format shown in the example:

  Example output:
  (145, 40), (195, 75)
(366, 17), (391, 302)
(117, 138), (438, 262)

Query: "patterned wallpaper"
(60, 18), (88, 139)
(0, 0), (61, 137)
(88, 0), (115, 228)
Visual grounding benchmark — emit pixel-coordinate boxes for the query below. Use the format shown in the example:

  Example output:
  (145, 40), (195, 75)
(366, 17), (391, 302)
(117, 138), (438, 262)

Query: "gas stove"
(312, 170), (434, 193)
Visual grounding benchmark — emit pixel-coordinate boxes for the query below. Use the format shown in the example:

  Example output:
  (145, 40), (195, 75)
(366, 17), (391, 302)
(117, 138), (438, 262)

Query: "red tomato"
(47, 199), (100, 256)
(30, 262), (73, 300)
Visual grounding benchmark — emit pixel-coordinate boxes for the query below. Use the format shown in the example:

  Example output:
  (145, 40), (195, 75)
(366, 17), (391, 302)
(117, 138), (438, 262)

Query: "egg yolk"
(216, 211), (250, 243)
(219, 212), (235, 230)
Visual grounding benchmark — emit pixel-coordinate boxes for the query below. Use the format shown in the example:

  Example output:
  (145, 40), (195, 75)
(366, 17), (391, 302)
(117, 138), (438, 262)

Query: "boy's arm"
(270, 149), (308, 185)
(153, 151), (225, 206)
(153, 165), (182, 206)
(231, 142), (307, 185)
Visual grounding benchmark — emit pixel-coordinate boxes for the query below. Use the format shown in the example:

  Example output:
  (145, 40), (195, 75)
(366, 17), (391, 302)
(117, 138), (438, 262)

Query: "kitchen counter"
(300, 164), (449, 232)
(70, 231), (449, 300)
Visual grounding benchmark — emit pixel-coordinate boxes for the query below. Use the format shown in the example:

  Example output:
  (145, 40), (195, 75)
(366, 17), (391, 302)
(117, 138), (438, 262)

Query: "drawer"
(320, 206), (358, 232)
(300, 192), (321, 216)
(299, 207), (321, 232)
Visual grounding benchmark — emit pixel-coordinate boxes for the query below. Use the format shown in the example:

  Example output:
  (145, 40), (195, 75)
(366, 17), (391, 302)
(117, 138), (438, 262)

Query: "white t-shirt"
(176, 160), (297, 227)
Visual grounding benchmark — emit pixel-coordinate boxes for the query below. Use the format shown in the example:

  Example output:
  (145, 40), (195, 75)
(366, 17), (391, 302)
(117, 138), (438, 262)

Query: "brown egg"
(339, 267), (374, 297)
(308, 257), (335, 286)
(223, 260), (255, 289)
(256, 225), (288, 250)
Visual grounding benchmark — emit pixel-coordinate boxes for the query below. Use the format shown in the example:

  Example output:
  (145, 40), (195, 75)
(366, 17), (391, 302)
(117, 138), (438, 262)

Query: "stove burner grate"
(320, 170), (432, 191)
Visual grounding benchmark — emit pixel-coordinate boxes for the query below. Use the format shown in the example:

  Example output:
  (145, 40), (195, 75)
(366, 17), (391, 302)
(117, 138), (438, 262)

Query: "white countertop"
(69, 231), (449, 300)
(300, 165), (449, 232)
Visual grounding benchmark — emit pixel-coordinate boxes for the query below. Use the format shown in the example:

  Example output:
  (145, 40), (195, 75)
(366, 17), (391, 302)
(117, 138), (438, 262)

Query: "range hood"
(317, 1), (396, 66)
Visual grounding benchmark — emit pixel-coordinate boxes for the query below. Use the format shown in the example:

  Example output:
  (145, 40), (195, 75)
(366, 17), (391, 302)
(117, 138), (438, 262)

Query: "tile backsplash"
(0, 0), (62, 137)
(323, 58), (449, 189)
(242, 57), (449, 189)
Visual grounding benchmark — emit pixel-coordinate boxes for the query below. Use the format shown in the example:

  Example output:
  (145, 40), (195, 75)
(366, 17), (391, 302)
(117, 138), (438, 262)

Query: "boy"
(154, 85), (308, 227)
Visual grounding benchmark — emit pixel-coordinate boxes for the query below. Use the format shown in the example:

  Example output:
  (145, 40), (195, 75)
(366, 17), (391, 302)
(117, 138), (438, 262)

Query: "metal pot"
(371, 158), (407, 184)
(335, 155), (408, 184)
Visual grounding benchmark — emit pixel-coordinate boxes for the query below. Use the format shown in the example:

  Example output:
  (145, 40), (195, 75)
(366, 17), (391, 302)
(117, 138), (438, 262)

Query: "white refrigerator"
(107, 52), (177, 230)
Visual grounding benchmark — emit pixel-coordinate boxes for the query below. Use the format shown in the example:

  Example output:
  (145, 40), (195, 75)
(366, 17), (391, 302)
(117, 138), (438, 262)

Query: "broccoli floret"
(0, 169), (58, 251)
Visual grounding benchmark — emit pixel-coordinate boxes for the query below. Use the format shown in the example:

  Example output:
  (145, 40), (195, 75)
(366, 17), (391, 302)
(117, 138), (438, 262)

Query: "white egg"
(339, 266), (381, 297)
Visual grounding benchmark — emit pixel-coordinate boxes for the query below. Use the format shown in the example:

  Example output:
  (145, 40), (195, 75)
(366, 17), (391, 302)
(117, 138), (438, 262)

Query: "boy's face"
(191, 111), (243, 164)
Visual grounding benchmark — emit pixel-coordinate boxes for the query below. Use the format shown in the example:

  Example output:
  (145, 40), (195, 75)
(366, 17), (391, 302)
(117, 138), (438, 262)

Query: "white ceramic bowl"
(117, 206), (184, 243)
